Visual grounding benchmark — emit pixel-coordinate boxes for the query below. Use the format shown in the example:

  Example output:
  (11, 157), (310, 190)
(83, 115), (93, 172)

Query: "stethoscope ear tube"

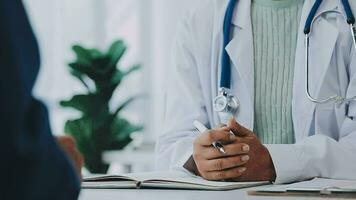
(341, 0), (355, 24)
(219, 0), (356, 111)
(304, 0), (322, 34)
(305, 0), (355, 32)
(304, 0), (356, 104)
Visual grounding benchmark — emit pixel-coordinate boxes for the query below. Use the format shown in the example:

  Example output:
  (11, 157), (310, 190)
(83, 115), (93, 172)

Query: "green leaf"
(93, 70), (123, 99)
(110, 71), (124, 86)
(107, 40), (126, 68)
(65, 118), (93, 140)
(94, 65), (141, 101)
(91, 56), (113, 75)
(64, 118), (94, 159)
(64, 118), (112, 173)
(112, 96), (137, 117)
(70, 69), (90, 90)
(108, 118), (143, 150)
(69, 62), (97, 80)
(97, 65), (140, 94)
(60, 94), (108, 116)
(62, 40), (145, 172)
(89, 49), (103, 59)
(72, 45), (92, 65)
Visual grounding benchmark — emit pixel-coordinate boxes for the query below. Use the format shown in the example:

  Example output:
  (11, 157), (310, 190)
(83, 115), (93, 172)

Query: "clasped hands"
(184, 118), (276, 182)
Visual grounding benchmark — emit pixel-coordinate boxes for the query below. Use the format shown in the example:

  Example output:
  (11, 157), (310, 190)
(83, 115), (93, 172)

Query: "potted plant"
(60, 40), (143, 174)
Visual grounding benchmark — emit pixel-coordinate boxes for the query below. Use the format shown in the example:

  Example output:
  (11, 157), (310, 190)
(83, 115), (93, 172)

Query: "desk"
(79, 186), (349, 200)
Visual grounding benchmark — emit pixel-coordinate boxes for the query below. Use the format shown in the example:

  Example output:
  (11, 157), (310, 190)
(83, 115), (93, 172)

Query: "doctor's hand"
(184, 126), (251, 181)
(226, 118), (276, 182)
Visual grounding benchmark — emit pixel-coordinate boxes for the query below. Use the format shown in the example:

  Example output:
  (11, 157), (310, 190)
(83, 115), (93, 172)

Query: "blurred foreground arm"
(0, 1), (80, 199)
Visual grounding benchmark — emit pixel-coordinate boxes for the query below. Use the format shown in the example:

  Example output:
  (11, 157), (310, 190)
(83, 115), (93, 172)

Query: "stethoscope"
(214, 0), (356, 117)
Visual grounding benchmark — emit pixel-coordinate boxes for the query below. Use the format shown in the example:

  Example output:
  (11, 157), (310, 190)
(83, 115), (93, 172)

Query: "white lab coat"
(156, 0), (356, 184)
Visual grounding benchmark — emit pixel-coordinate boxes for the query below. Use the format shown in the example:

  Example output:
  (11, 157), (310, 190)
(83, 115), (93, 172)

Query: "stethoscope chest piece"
(213, 88), (239, 115)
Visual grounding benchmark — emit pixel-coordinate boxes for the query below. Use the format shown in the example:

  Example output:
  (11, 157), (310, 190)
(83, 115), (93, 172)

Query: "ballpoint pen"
(193, 120), (234, 154)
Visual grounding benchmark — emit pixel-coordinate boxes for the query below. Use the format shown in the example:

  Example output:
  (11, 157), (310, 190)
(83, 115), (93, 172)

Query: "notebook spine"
(136, 181), (142, 189)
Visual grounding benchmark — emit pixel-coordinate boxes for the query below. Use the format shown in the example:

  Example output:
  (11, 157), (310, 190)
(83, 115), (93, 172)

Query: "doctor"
(156, 0), (356, 183)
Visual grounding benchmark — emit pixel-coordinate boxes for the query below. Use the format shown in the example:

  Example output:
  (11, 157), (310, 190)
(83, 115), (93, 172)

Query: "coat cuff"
(265, 144), (306, 184)
(170, 137), (195, 172)
(176, 147), (193, 170)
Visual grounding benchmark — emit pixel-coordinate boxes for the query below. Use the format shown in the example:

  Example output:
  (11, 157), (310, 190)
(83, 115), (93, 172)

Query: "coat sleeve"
(265, 27), (356, 184)
(155, 11), (210, 171)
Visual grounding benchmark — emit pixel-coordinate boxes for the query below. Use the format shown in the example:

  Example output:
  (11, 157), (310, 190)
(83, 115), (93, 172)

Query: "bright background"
(23, 0), (203, 140)
(23, 0), (203, 172)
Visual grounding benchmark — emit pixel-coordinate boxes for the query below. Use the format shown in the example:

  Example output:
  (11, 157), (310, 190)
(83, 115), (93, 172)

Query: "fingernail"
(238, 167), (247, 173)
(242, 145), (250, 152)
(241, 155), (250, 162)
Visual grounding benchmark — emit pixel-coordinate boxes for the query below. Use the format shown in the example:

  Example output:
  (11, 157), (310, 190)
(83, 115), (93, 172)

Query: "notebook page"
(82, 181), (137, 189)
(128, 171), (268, 187)
(84, 174), (135, 182)
(142, 181), (268, 191)
(125, 171), (191, 182)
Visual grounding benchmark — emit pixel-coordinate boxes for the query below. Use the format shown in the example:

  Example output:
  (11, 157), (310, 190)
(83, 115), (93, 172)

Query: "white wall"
(24, 0), (101, 134)
(143, 0), (203, 140)
(23, 0), (202, 143)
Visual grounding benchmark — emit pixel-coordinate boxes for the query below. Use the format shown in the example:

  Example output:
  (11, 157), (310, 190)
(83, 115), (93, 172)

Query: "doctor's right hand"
(184, 127), (250, 181)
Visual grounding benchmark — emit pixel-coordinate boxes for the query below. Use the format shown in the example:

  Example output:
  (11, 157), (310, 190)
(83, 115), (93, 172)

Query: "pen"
(193, 120), (227, 154)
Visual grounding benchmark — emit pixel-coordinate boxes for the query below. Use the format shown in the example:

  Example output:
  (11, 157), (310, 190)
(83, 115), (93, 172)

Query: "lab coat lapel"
(293, 1), (339, 140)
(309, 18), (339, 99)
(225, 0), (254, 104)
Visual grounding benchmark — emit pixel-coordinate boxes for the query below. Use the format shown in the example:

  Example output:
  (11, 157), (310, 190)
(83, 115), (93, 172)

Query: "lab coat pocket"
(346, 101), (356, 120)
(314, 105), (338, 138)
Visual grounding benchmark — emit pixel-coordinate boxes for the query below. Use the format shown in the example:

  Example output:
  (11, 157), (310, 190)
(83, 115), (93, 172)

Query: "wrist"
(183, 156), (200, 176)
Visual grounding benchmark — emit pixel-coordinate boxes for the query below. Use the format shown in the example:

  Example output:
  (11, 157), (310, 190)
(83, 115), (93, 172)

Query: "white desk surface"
(79, 186), (347, 200)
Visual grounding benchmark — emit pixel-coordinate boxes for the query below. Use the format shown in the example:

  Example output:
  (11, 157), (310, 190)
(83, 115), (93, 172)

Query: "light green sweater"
(252, 0), (303, 144)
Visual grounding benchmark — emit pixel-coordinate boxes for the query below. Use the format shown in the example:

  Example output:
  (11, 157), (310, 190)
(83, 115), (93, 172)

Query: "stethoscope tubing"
(304, 5), (356, 104)
(219, 0), (356, 108)
(220, 0), (237, 89)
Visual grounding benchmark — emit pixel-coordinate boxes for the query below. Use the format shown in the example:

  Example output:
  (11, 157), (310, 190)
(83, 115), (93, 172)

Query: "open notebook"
(82, 171), (269, 191)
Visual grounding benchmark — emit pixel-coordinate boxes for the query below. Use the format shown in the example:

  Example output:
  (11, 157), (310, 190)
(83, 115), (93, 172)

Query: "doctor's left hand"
(226, 118), (276, 182)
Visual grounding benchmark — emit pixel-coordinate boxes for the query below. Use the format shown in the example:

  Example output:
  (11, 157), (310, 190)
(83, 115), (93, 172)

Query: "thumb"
(228, 117), (251, 137)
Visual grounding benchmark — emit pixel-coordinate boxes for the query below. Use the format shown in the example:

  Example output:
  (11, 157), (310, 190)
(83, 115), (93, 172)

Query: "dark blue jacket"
(0, 0), (80, 199)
